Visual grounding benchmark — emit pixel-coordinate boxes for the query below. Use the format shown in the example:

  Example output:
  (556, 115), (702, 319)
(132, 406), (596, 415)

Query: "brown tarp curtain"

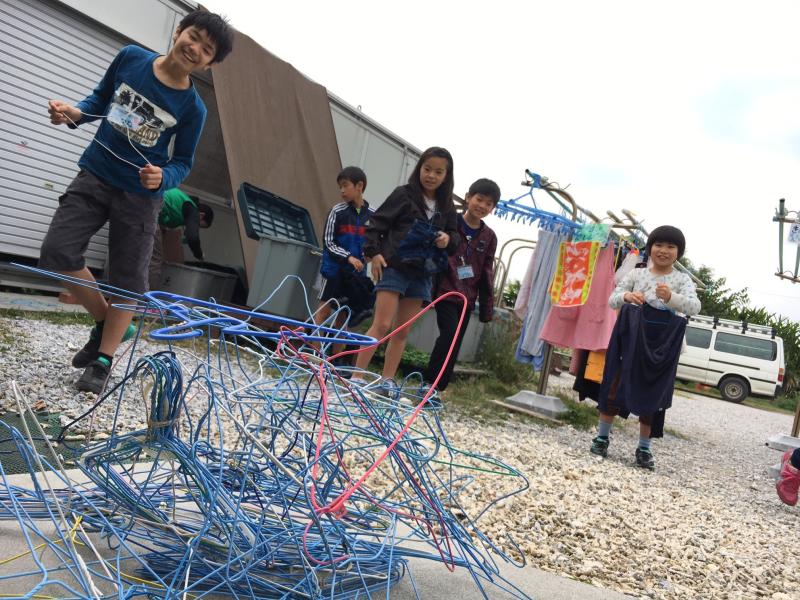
(211, 30), (342, 281)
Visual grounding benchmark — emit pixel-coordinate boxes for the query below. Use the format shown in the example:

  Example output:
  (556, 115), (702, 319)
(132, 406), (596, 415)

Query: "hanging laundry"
(569, 348), (588, 376)
(598, 303), (688, 435)
(585, 350), (606, 383)
(539, 244), (618, 351)
(614, 247), (642, 284)
(572, 222), (611, 243)
(514, 228), (571, 369)
(548, 241), (601, 307)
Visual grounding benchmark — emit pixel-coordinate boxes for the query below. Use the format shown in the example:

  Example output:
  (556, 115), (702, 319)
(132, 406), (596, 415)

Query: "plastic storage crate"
(238, 182), (319, 246)
(237, 183), (321, 319)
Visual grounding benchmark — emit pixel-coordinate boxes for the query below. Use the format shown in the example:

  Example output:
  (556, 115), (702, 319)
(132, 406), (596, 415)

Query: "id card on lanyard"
(458, 233), (478, 279)
(457, 261), (474, 279)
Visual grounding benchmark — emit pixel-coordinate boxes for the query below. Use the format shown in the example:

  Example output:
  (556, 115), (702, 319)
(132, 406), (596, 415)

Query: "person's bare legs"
(98, 306), (134, 356)
(311, 302), (334, 352)
(639, 422), (652, 440)
(354, 291), (399, 373)
(381, 297), (423, 380)
(62, 268), (133, 358)
(329, 312), (349, 356)
(61, 268), (108, 321)
(312, 302), (349, 356)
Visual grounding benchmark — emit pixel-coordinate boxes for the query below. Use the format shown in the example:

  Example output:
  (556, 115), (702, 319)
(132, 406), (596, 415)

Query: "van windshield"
(714, 331), (777, 361)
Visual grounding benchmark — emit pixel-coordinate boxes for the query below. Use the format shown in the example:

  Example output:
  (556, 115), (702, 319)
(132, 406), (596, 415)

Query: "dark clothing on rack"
(433, 216), (497, 322)
(572, 349), (601, 402)
(573, 349), (666, 436)
(424, 301), (471, 391)
(599, 303), (687, 427)
(363, 184), (460, 276)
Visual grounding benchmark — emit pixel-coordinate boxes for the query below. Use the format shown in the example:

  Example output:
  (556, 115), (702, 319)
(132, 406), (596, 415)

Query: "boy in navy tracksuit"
(39, 10), (234, 394)
(424, 178), (500, 392)
(315, 167), (375, 352)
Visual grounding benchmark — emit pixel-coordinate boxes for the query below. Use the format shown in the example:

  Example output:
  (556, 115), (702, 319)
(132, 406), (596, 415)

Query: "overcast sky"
(201, 0), (800, 320)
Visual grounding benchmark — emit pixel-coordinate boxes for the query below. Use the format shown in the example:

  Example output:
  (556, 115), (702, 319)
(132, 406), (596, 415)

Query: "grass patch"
(481, 318), (538, 387)
(0, 308), (93, 326)
(0, 319), (15, 353)
(446, 376), (601, 431)
(664, 426), (690, 440)
(743, 396), (798, 415)
(674, 380), (723, 400)
(372, 344), (430, 377)
(446, 376), (549, 424)
(555, 391), (599, 431)
(675, 380), (798, 415)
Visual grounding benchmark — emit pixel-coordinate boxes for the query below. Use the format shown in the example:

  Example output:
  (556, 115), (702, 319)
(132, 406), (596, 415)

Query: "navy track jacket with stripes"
(320, 200), (374, 279)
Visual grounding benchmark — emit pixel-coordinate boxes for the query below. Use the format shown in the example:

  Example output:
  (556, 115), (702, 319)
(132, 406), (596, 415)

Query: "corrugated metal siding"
(329, 103), (420, 210)
(0, 0), (127, 266)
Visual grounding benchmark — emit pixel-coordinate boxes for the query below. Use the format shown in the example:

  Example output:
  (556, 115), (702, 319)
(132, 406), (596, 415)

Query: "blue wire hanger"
(494, 172), (580, 233)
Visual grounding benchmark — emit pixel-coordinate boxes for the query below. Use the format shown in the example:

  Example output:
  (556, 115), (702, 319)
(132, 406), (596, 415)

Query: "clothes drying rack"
(494, 171), (642, 398)
(493, 169), (704, 403)
(772, 198), (800, 437)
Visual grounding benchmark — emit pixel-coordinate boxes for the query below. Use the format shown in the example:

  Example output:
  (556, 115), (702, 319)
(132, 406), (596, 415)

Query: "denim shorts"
(374, 267), (432, 301)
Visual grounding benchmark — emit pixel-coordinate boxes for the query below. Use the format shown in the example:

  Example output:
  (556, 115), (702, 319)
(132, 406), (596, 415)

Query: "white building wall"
(329, 96), (421, 209)
(55, 0), (191, 51)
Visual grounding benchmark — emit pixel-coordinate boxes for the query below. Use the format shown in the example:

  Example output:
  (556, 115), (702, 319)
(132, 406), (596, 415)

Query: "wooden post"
(792, 399), (800, 438)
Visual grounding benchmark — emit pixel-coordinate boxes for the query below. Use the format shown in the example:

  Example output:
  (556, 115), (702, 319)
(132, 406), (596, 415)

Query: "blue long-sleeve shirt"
(73, 45), (207, 197)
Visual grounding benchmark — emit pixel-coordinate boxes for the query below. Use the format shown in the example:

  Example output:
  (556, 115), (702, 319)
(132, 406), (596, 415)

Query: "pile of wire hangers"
(0, 268), (531, 599)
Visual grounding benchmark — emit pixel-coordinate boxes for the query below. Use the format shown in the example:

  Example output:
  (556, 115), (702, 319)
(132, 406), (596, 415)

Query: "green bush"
(373, 344), (430, 374)
(502, 279), (521, 307)
(480, 316), (536, 387)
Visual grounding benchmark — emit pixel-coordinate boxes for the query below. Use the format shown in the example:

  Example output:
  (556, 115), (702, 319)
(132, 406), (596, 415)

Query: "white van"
(676, 315), (785, 403)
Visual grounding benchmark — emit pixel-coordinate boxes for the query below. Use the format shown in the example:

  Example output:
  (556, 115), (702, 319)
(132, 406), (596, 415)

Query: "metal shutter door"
(0, 0), (128, 267)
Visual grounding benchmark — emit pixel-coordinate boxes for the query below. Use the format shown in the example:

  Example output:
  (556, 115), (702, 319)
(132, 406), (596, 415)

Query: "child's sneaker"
(776, 450), (800, 506)
(378, 378), (399, 397)
(635, 447), (655, 470)
(72, 323), (136, 368)
(76, 359), (111, 395)
(590, 436), (609, 457)
(72, 325), (102, 368)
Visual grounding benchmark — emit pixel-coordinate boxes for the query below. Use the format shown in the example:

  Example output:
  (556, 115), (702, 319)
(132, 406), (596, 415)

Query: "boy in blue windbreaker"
(314, 167), (375, 361)
(39, 10), (234, 394)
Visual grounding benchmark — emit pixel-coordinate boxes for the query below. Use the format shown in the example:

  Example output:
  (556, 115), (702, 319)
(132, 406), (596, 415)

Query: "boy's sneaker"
(76, 359), (111, 395)
(377, 378), (400, 398)
(72, 323), (137, 369)
(776, 450), (800, 506)
(590, 436), (609, 457)
(635, 447), (655, 470)
(330, 356), (353, 380)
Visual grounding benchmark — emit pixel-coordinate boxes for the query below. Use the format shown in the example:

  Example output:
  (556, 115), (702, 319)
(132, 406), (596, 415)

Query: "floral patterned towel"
(548, 241), (601, 307)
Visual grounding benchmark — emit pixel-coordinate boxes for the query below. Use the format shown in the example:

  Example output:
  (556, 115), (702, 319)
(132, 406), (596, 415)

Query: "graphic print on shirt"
(107, 83), (176, 148)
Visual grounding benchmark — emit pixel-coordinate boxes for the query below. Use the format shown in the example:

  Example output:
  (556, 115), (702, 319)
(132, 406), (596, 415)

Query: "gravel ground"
(0, 315), (798, 599)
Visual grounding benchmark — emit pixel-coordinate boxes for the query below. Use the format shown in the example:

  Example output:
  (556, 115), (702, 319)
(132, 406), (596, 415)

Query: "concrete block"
(503, 390), (568, 419)
(765, 434), (800, 452)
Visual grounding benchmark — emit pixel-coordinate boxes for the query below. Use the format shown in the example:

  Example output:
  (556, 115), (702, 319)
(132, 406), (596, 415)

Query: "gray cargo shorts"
(38, 169), (162, 294)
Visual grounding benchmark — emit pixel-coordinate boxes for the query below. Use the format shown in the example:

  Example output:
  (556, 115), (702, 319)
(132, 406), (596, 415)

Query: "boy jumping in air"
(40, 10), (234, 393)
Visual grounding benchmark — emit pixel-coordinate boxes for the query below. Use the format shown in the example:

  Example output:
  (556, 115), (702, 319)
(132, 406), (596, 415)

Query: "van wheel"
(718, 376), (749, 403)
